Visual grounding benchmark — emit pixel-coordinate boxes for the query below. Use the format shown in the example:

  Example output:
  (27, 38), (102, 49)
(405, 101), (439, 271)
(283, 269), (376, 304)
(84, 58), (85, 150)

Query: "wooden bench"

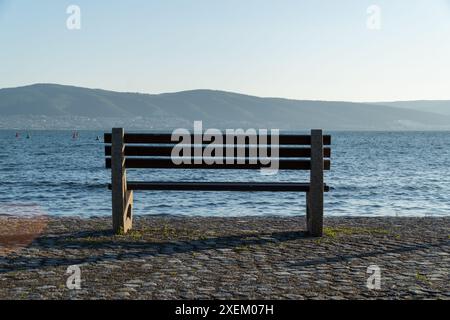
(104, 129), (331, 236)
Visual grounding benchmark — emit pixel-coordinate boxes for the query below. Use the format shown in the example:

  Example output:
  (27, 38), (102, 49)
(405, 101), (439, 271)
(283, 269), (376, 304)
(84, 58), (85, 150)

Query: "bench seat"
(108, 181), (330, 192)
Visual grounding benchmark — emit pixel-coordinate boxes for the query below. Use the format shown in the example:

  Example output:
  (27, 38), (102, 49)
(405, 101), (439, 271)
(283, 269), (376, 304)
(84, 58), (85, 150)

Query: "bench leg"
(111, 128), (133, 234)
(307, 190), (323, 237)
(123, 190), (133, 233)
(112, 189), (133, 234)
(112, 184), (134, 235)
(306, 192), (310, 231)
(308, 129), (324, 237)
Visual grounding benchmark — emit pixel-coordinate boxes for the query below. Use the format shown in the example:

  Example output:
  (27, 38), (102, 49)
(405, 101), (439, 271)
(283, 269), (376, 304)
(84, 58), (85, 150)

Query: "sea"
(1, 130), (449, 218)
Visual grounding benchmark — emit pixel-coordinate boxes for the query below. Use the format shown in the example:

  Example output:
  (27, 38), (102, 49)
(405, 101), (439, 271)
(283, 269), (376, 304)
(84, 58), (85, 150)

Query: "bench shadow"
(1, 229), (449, 274)
(0, 229), (310, 273)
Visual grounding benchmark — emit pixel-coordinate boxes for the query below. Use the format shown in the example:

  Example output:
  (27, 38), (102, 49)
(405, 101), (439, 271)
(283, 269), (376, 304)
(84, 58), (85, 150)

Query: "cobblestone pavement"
(0, 216), (449, 299)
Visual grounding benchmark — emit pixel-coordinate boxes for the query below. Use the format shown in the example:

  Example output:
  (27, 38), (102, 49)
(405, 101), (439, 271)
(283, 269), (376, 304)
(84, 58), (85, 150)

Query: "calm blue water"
(1, 130), (449, 217)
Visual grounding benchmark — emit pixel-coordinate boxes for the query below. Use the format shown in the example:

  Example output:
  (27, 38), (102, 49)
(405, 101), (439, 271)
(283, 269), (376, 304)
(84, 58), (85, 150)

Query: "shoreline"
(2, 213), (449, 219)
(0, 216), (449, 299)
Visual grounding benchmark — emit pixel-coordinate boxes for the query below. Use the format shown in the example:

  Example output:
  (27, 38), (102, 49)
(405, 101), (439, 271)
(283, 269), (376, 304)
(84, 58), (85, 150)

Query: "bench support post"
(111, 128), (133, 234)
(306, 191), (310, 228)
(307, 129), (324, 237)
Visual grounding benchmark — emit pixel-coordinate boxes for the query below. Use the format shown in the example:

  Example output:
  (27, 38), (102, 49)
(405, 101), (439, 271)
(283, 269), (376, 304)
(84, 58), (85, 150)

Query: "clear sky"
(1, 0), (450, 101)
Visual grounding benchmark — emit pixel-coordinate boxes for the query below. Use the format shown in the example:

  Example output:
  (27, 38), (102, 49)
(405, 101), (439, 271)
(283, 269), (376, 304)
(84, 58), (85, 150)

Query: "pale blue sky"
(1, 0), (450, 101)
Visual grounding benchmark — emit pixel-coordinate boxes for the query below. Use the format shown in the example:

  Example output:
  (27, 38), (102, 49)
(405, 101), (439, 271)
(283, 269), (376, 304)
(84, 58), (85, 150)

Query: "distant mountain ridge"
(1, 83), (450, 130)
(373, 100), (450, 116)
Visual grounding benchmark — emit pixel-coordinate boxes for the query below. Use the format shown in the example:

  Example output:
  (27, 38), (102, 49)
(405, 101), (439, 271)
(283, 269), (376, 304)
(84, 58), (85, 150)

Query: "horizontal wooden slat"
(105, 158), (331, 170)
(105, 145), (331, 158)
(104, 133), (331, 145)
(107, 181), (330, 192)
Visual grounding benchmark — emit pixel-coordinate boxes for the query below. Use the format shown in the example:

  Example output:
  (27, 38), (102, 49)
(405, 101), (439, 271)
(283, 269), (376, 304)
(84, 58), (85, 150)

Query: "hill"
(1, 83), (450, 130)
(374, 101), (450, 116)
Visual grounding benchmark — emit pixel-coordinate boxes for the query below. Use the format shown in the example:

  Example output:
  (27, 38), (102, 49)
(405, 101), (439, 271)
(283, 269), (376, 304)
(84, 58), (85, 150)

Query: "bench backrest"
(104, 129), (331, 171)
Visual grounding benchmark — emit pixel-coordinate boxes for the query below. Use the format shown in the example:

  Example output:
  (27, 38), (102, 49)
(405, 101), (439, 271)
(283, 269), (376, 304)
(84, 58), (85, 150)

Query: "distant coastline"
(1, 84), (450, 131)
